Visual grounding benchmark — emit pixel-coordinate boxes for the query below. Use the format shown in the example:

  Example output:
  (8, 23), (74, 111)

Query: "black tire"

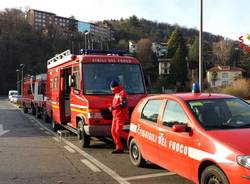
(32, 104), (36, 115)
(200, 165), (229, 184)
(78, 120), (90, 148)
(35, 106), (41, 119)
(51, 119), (59, 132)
(129, 139), (146, 167)
(23, 104), (28, 113)
(42, 107), (50, 123)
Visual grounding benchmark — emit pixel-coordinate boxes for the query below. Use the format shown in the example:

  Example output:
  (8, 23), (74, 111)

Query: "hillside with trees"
(0, 9), (248, 95)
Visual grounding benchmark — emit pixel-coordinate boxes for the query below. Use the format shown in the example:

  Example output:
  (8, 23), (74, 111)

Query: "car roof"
(147, 93), (236, 101)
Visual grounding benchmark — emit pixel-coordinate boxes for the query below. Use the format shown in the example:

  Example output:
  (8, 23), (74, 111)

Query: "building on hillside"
(129, 41), (138, 54)
(207, 65), (244, 87)
(27, 9), (77, 32)
(158, 58), (171, 75)
(152, 42), (168, 57)
(27, 9), (113, 45)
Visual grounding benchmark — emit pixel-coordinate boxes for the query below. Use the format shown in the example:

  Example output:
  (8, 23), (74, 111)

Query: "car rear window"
(141, 100), (162, 123)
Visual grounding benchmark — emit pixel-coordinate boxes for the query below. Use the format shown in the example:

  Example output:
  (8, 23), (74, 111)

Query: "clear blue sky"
(1, 0), (249, 40)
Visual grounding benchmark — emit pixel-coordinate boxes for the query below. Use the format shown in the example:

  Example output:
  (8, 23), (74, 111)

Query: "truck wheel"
(200, 165), (229, 184)
(23, 104), (28, 113)
(51, 119), (59, 132)
(35, 106), (41, 119)
(129, 139), (146, 167)
(42, 108), (50, 123)
(32, 105), (36, 115)
(78, 121), (90, 148)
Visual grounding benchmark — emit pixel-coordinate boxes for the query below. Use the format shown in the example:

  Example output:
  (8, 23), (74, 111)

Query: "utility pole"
(16, 69), (20, 95)
(20, 64), (24, 96)
(199, 0), (203, 91)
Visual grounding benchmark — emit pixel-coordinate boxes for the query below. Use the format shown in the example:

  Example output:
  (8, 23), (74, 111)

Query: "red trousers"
(111, 119), (128, 150)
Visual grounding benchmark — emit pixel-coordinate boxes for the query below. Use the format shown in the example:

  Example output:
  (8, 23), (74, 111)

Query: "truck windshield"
(188, 98), (250, 130)
(83, 63), (145, 95)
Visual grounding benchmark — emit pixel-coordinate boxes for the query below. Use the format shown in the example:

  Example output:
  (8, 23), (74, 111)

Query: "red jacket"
(111, 85), (129, 121)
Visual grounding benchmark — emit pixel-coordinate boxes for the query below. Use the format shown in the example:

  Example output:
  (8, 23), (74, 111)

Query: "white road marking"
(81, 159), (101, 172)
(124, 172), (176, 181)
(52, 137), (59, 142)
(27, 115), (130, 184)
(44, 131), (52, 135)
(64, 145), (76, 153)
(0, 124), (9, 136)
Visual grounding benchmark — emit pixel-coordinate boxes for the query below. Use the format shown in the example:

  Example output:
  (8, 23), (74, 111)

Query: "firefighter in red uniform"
(110, 80), (129, 154)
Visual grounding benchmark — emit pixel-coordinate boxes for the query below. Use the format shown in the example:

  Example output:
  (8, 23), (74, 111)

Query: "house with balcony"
(207, 65), (244, 87)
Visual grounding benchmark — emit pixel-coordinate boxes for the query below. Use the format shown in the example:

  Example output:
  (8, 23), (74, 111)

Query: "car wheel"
(78, 120), (90, 148)
(200, 165), (229, 184)
(129, 139), (145, 167)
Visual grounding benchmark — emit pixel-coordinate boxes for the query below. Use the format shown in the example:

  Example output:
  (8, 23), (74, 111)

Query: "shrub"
(219, 79), (250, 99)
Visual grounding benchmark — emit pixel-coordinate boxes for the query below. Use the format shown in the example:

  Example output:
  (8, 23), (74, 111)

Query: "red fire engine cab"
(45, 50), (147, 147)
(21, 74), (47, 117)
(33, 73), (47, 119)
(20, 75), (35, 114)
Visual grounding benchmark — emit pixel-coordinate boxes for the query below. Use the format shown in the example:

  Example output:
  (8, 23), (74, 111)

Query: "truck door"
(60, 67), (72, 123)
(158, 99), (193, 179)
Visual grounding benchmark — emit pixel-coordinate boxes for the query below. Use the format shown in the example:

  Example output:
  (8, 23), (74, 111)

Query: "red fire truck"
(33, 74), (47, 119)
(45, 50), (147, 147)
(20, 75), (35, 114)
(21, 74), (47, 117)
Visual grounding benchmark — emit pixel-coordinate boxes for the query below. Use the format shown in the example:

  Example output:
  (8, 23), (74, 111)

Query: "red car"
(128, 92), (250, 184)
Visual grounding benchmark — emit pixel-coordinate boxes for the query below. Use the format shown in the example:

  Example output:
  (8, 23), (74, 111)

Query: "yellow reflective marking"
(71, 108), (88, 114)
(52, 105), (59, 109)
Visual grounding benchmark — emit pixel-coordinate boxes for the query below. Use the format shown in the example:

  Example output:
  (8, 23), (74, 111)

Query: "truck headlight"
(87, 112), (102, 119)
(237, 156), (250, 169)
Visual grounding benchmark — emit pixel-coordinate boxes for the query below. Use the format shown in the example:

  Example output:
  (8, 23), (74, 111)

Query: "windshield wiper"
(237, 124), (250, 128)
(86, 90), (112, 94)
(205, 124), (238, 130)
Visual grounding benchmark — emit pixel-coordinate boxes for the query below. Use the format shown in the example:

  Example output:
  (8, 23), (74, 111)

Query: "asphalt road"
(0, 97), (194, 184)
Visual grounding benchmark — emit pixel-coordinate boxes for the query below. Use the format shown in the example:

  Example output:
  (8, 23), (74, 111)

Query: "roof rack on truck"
(47, 50), (72, 69)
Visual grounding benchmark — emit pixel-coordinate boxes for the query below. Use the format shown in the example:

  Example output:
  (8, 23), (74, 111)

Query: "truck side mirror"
(144, 74), (151, 87)
(68, 75), (72, 87)
(69, 75), (76, 88)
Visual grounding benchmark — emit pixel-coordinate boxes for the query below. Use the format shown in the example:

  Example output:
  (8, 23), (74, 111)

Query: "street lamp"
(234, 47), (240, 67)
(16, 69), (20, 95)
(20, 64), (24, 96)
(199, 0), (203, 91)
(85, 31), (90, 50)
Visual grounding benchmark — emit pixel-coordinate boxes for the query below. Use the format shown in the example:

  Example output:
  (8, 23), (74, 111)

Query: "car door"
(158, 99), (193, 179)
(136, 99), (164, 164)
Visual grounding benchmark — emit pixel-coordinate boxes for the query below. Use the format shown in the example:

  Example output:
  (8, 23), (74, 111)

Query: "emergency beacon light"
(192, 82), (200, 93)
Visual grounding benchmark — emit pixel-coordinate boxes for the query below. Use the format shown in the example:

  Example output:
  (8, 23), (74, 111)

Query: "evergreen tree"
(167, 27), (188, 88)
(188, 37), (199, 69)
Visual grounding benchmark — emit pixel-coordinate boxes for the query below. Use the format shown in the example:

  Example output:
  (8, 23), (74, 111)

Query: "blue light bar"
(80, 49), (129, 56)
(192, 82), (200, 93)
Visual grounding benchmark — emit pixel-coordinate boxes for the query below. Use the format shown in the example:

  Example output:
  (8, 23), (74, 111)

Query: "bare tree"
(137, 38), (152, 66)
(212, 39), (232, 65)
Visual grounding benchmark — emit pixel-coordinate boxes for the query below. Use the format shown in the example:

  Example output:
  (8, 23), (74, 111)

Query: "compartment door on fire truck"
(158, 100), (193, 179)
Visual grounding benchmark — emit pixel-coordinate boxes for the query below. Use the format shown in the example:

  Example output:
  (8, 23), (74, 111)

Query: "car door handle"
(159, 132), (164, 137)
